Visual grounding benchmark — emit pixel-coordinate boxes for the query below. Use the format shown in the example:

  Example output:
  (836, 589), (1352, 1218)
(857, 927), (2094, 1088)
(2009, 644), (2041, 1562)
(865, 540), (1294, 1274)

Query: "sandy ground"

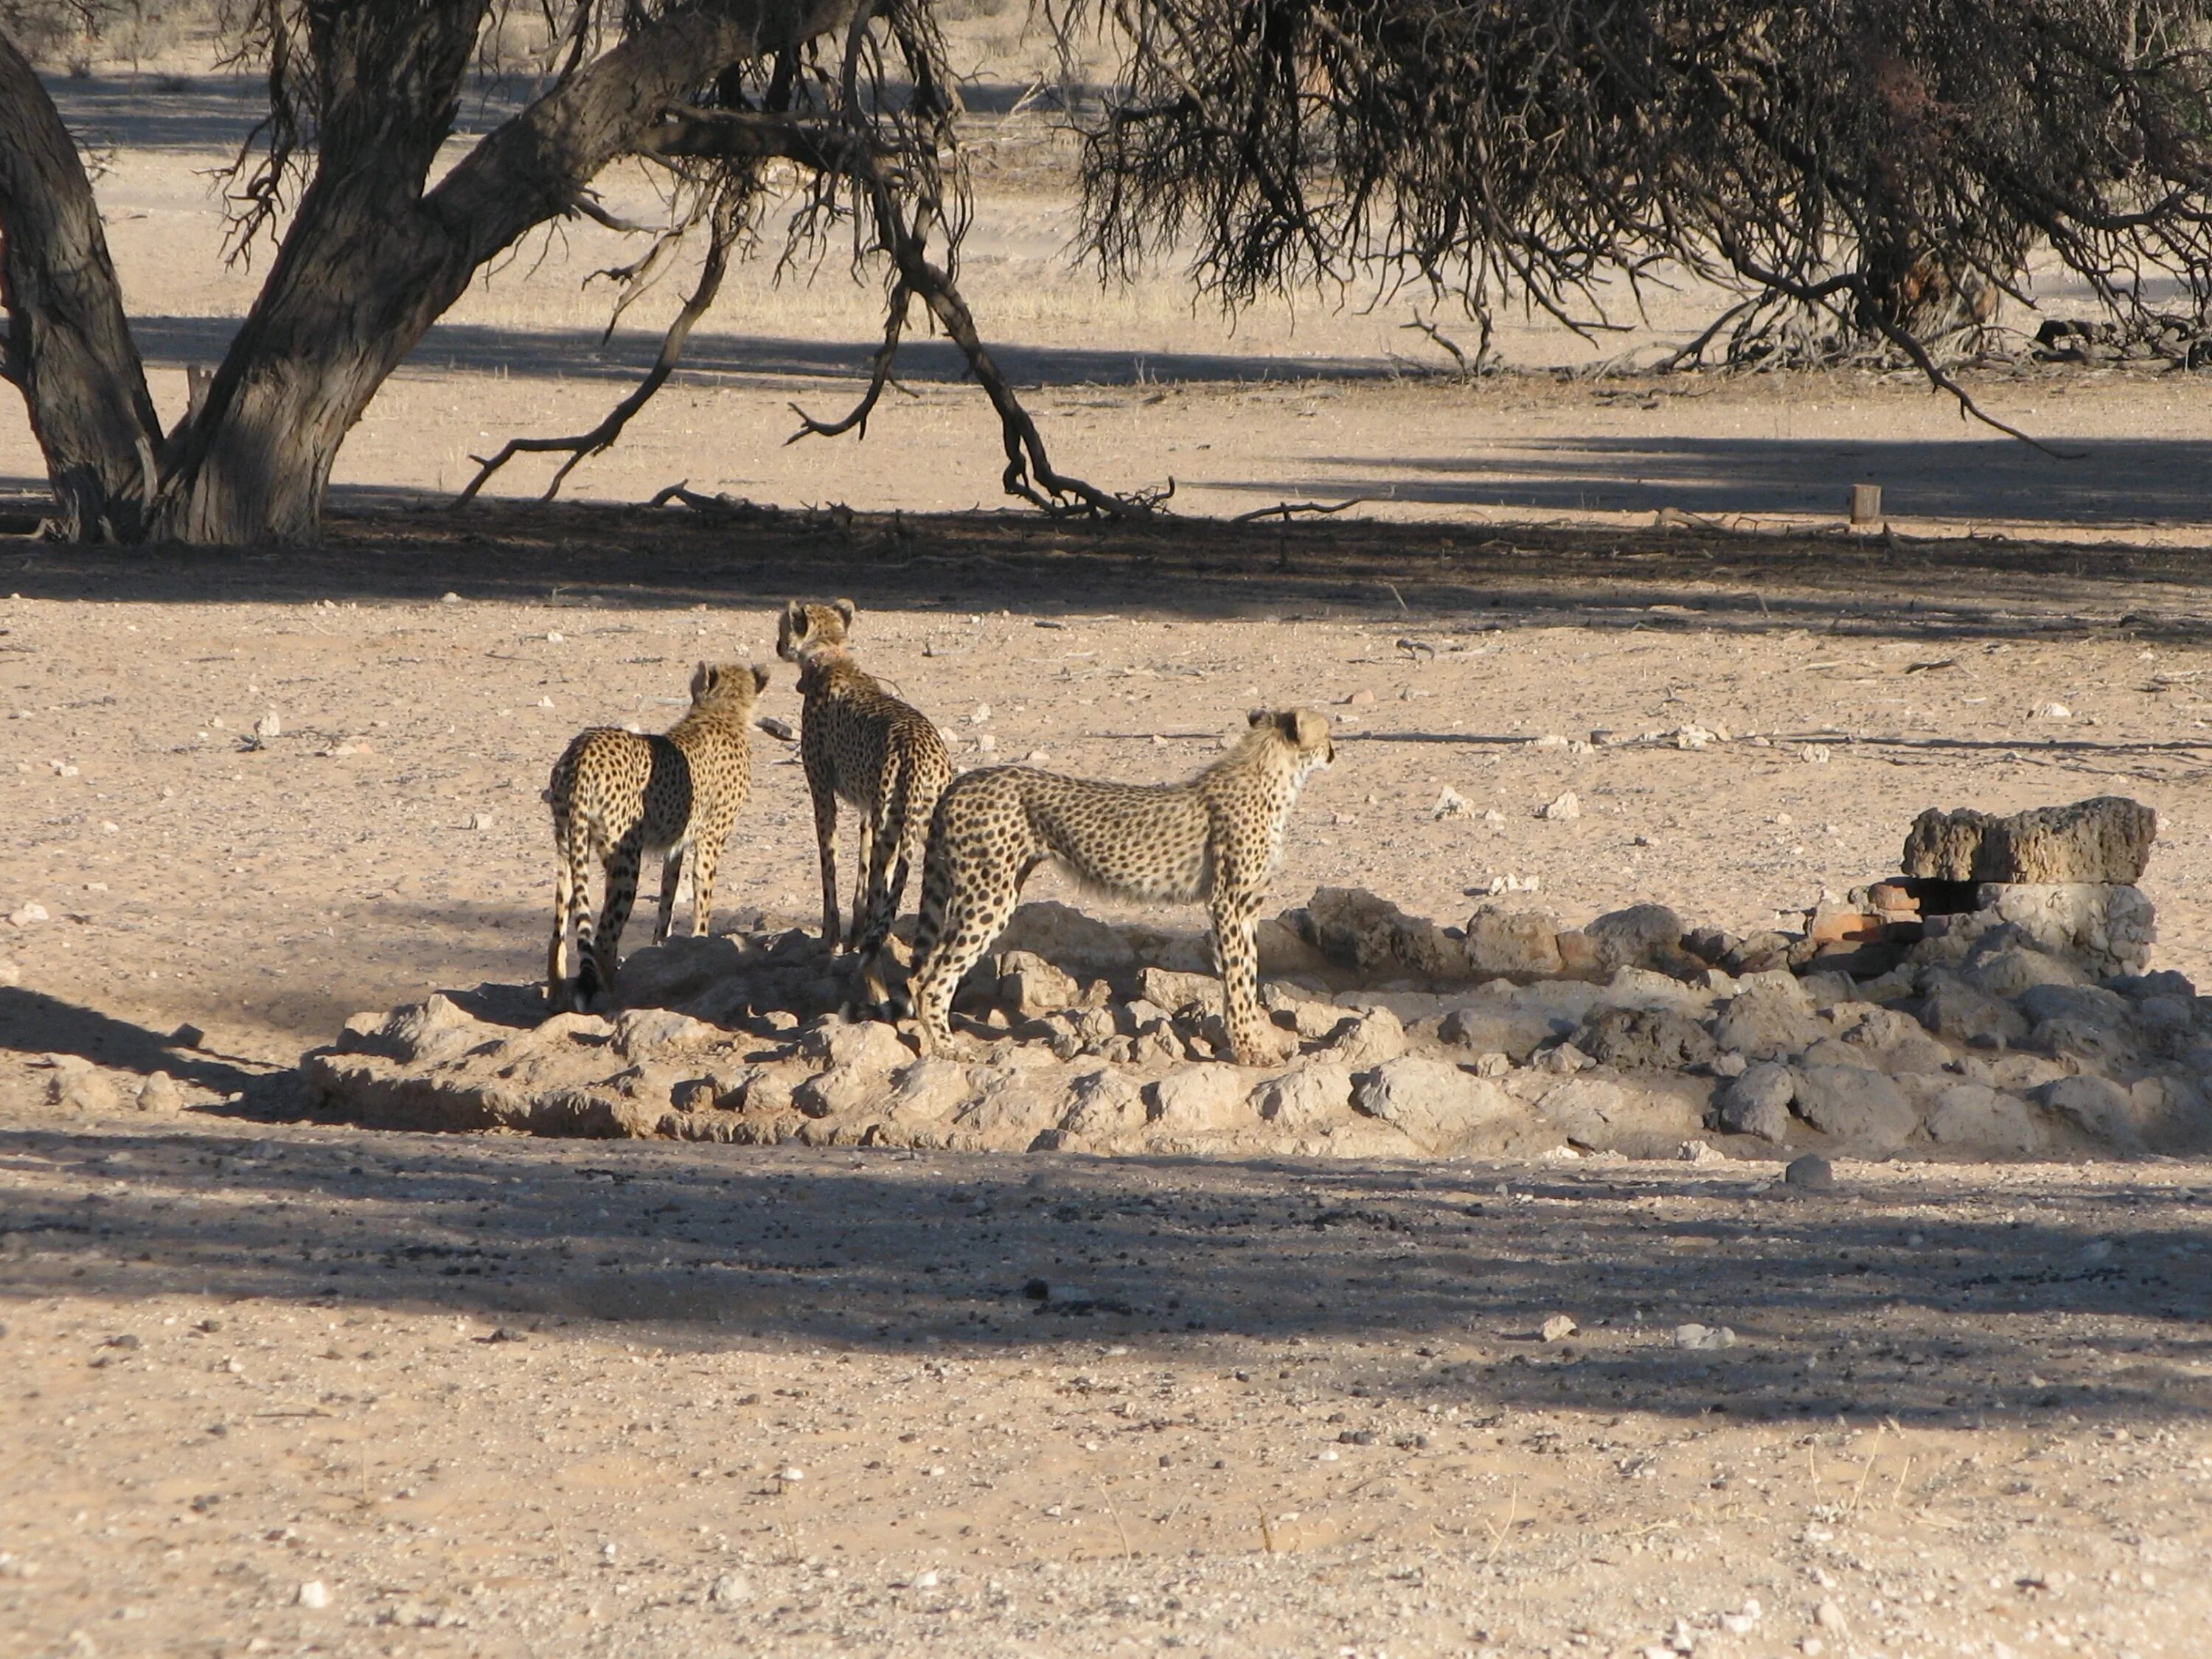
(3, 58), (2212, 1659)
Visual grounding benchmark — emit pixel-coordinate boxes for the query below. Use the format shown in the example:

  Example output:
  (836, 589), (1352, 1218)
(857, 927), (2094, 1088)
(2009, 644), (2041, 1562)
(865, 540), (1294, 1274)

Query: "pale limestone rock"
(1147, 1065), (1259, 1135)
(1249, 1061), (1355, 1130)
(1352, 1056), (1517, 1153)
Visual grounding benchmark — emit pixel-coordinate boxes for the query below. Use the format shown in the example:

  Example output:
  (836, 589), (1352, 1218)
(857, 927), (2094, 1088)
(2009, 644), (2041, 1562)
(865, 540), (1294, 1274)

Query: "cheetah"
(545, 661), (769, 1012)
(776, 599), (953, 975)
(905, 709), (1335, 1065)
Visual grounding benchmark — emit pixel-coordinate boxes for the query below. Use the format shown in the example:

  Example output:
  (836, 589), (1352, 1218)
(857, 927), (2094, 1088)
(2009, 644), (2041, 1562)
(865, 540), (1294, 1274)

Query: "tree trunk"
(2, 1), (854, 544)
(151, 0), (855, 543)
(0, 29), (162, 540)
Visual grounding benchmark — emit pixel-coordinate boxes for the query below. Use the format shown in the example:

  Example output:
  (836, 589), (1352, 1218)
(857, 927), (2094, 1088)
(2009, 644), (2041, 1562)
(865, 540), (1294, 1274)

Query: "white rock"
(1672, 1323), (1737, 1351)
(1352, 1057), (1517, 1153)
(1539, 790), (1581, 821)
(8, 902), (47, 927)
(1432, 786), (1474, 820)
(1540, 1313), (1577, 1342)
(1249, 1062), (1354, 1129)
(708, 1573), (752, 1604)
(1147, 1065), (1256, 1135)
(254, 711), (281, 740)
(2038, 702), (2072, 719)
(298, 1581), (331, 1610)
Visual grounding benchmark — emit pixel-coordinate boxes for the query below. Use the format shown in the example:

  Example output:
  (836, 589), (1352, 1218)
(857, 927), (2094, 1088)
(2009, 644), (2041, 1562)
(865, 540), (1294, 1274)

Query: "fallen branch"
(1230, 496), (1367, 524)
(455, 199), (737, 506)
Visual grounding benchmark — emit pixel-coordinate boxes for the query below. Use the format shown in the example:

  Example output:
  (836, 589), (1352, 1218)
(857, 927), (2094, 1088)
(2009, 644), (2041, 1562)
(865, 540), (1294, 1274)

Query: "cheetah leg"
(911, 863), (1023, 1057)
(585, 830), (644, 1006)
(810, 787), (843, 955)
(849, 812), (876, 947)
(548, 813), (579, 1008)
(1209, 892), (1288, 1065)
(652, 846), (685, 945)
(689, 826), (725, 939)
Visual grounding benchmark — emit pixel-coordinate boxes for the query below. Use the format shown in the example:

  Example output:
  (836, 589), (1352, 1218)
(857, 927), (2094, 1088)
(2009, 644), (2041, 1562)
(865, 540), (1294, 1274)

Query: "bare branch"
(455, 192), (740, 507)
(1229, 497), (1369, 524)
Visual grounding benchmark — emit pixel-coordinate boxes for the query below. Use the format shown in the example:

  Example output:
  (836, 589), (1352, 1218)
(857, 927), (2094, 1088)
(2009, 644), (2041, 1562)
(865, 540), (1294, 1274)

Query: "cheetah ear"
(751, 664), (771, 695)
(1247, 709), (1270, 728)
(832, 597), (857, 627)
(692, 662), (718, 700)
(1273, 710), (1303, 742)
(1291, 709), (1330, 750)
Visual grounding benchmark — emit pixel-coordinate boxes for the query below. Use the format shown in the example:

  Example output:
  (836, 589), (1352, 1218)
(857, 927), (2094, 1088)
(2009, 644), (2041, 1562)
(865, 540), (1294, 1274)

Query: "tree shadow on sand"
(2, 1122), (2205, 1431)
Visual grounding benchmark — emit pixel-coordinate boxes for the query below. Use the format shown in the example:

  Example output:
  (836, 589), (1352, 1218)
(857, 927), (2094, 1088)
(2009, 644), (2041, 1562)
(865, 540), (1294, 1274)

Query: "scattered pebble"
(1539, 790), (1581, 821)
(1785, 1154), (1835, 1191)
(298, 1581), (330, 1610)
(1540, 1313), (1578, 1342)
(1432, 786), (1474, 820)
(9, 902), (48, 928)
(1672, 1323), (1737, 1351)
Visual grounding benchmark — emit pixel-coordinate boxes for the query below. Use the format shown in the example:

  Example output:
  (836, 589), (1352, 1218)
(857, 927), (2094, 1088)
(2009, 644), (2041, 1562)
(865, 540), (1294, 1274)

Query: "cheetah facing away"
(776, 599), (953, 975)
(545, 661), (769, 1012)
(905, 709), (1335, 1065)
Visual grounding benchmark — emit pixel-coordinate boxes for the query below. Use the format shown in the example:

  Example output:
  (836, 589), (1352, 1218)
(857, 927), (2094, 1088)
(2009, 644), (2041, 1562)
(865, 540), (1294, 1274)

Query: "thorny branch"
(454, 188), (742, 505)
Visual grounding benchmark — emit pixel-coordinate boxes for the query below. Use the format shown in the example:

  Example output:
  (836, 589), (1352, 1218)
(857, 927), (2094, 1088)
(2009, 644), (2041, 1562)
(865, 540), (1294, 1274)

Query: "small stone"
(8, 901), (47, 927)
(1784, 1153), (1834, 1191)
(1815, 1599), (1848, 1632)
(599, 1543), (619, 1564)
(136, 1072), (183, 1114)
(49, 1067), (119, 1115)
(776, 1466), (804, 1483)
(911, 1568), (941, 1590)
(170, 1023), (206, 1049)
(1539, 790), (1581, 821)
(467, 811), (495, 831)
(708, 1573), (752, 1604)
(298, 1581), (330, 1610)
(1433, 786), (1475, 821)
(1672, 1323), (1736, 1351)
(441, 591), (462, 604)
(254, 711), (281, 740)
(1717, 1061), (1793, 1142)
(1540, 1313), (1577, 1342)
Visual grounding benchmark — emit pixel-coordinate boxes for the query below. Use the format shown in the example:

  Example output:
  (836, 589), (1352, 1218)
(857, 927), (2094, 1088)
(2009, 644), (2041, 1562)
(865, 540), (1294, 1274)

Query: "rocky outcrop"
(1904, 796), (2156, 885)
(305, 810), (2207, 1164)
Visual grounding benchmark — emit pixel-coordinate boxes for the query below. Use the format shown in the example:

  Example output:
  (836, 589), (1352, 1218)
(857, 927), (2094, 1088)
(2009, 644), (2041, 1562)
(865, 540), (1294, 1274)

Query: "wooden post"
(1849, 483), (1882, 526)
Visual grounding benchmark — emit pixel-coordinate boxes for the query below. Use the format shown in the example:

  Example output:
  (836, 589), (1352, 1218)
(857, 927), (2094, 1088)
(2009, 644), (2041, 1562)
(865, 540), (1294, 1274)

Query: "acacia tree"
(1071, 1), (2212, 404)
(10, 2), (2212, 544)
(0, 0), (939, 543)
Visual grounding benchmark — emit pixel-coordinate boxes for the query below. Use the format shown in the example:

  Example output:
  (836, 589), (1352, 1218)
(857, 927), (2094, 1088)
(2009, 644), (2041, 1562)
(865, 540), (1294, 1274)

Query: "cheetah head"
(1250, 707), (1335, 770)
(777, 598), (857, 663)
(691, 661), (771, 712)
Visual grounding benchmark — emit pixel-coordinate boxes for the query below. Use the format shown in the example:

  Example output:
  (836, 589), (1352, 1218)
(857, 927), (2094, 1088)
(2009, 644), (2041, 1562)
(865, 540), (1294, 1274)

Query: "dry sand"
(3, 62), (2212, 1659)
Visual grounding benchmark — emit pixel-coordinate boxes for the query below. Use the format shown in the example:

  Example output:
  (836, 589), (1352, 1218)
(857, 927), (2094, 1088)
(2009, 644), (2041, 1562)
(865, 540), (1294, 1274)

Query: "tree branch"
(456, 194), (740, 505)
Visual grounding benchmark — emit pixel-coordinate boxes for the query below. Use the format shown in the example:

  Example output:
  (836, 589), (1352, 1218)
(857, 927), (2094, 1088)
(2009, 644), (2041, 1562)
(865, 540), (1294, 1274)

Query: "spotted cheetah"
(776, 599), (953, 973)
(905, 709), (1335, 1065)
(545, 661), (769, 1011)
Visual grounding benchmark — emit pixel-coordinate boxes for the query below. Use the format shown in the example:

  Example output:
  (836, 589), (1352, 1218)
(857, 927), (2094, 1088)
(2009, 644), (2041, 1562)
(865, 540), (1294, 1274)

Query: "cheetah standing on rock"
(545, 661), (769, 1012)
(777, 599), (953, 980)
(905, 709), (1335, 1065)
